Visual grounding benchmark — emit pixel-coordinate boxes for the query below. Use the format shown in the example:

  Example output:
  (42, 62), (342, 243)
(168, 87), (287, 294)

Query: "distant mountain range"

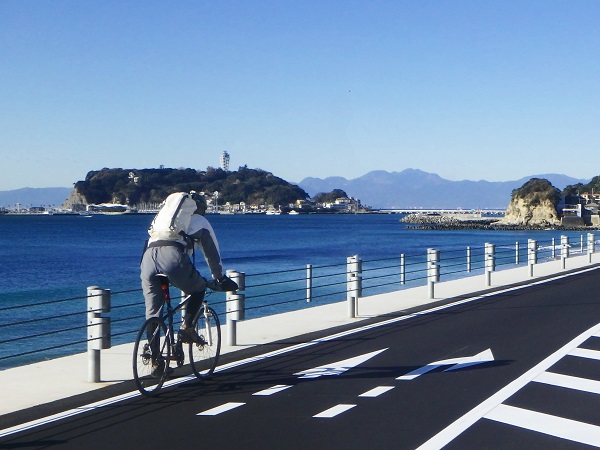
(297, 169), (591, 209)
(0, 170), (591, 209)
(0, 187), (72, 208)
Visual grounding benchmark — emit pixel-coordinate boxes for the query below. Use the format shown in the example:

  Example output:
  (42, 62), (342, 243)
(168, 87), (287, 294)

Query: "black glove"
(215, 275), (238, 292)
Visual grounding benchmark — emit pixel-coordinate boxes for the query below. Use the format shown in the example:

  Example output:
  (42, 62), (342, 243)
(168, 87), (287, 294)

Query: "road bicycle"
(132, 275), (221, 396)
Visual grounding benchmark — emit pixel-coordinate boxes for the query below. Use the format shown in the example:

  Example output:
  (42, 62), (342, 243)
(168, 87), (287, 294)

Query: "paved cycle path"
(2, 263), (600, 449)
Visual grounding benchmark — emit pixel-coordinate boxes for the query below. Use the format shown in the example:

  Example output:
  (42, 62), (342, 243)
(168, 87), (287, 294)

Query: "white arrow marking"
(397, 348), (494, 381)
(294, 348), (388, 379)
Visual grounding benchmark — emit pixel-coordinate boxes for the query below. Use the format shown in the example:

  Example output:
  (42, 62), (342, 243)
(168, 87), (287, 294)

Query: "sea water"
(0, 213), (592, 368)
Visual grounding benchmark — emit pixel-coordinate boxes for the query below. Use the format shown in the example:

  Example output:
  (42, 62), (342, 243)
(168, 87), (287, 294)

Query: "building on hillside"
(220, 151), (230, 171)
(560, 194), (600, 226)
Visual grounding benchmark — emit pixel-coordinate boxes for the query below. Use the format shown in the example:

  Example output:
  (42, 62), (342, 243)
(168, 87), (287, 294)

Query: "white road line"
(485, 404), (600, 448)
(313, 404), (356, 418)
(2, 266), (598, 438)
(197, 402), (245, 416)
(535, 371), (600, 395)
(252, 385), (293, 396)
(569, 347), (600, 360)
(359, 386), (395, 397)
(415, 321), (600, 450)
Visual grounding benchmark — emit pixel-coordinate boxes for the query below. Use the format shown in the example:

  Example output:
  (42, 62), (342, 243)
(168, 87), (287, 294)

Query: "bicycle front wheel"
(189, 307), (221, 379)
(133, 317), (171, 396)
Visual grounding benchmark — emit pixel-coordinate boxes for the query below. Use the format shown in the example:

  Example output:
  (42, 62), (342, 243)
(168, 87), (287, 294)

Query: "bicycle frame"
(157, 275), (215, 348)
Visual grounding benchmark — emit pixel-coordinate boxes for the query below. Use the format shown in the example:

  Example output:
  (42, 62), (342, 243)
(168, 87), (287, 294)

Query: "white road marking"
(569, 347), (600, 360)
(294, 348), (387, 379)
(397, 349), (494, 381)
(313, 404), (356, 418)
(197, 402), (245, 416)
(415, 321), (600, 450)
(359, 386), (395, 398)
(2, 266), (598, 438)
(535, 371), (600, 395)
(252, 385), (293, 396)
(485, 404), (600, 448)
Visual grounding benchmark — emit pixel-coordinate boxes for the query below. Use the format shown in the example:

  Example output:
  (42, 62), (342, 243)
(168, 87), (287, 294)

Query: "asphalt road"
(3, 267), (600, 449)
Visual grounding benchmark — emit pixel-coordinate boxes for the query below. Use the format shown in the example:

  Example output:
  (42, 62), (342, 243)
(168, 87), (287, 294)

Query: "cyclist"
(140, 192), (237, 356)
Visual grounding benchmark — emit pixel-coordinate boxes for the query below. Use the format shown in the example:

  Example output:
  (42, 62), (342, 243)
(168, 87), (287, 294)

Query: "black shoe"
(178, 326), (205, 345)
(151, 360), (173, 378)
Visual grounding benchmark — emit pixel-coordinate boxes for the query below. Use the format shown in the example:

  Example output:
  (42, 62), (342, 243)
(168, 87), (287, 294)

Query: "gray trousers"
(140, 246), (207, 322)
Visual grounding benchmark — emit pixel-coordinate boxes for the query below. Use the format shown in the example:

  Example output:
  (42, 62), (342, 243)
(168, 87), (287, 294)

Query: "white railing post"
(400, 254), (405, 285)
(561, 235), (569, 269)
(347, 255), (362, 318)
(427, 248), (440, 299)
(528, 239), (537, 277)
(87, 286), (110, 383)
(467, 246), (471, 272)
(551, 238), (556, 259)
(306, 264), (312, 302)
(485, 243), (495, 287)
(515, 242), (519, 265)
(226, 270), (245, 346)
(581, 234), (584, 253)
(588, 233), (595, 263)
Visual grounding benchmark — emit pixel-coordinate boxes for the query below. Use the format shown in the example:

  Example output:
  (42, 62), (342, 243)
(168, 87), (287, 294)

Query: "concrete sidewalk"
(1, 253), (598, 416)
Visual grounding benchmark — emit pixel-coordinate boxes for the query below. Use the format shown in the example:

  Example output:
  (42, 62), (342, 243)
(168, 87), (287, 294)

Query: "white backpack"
(148, 192), (198, 241)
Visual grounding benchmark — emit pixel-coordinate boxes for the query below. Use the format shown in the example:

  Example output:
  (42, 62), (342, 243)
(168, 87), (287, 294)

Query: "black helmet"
(189, 191), (207, 215)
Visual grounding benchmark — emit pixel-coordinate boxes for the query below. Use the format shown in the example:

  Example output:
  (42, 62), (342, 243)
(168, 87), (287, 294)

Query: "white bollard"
(226, 270), (245, 346)
(561, 235), (569, 270)
(87, 286), (110, 383)
(400, 254), (405, 285)
(528, 239), (537, 277)
(306, 264), (312, 302)
(427, 249), (440, 299)
(485, 243), (495, 287)
(467, 247), (471, 272)
(347, 255), (362, 318)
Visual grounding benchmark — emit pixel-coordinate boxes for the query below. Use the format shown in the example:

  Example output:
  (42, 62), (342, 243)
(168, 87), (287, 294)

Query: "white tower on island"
(220, 151), (230, 171)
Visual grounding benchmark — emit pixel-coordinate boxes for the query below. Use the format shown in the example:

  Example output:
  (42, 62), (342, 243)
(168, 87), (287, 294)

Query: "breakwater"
(400, 213), (600, 231)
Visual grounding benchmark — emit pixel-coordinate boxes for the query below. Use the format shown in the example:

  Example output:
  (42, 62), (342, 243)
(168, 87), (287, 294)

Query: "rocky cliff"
(61, 188), (88, 211)
(497, 178), (561, 227)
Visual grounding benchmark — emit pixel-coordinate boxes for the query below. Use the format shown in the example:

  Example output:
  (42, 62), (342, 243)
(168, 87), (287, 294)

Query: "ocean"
(0, 213), (595, 368)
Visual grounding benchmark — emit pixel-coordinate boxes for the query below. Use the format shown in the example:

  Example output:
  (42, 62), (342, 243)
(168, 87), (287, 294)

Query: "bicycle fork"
(201, 300), (214, 346)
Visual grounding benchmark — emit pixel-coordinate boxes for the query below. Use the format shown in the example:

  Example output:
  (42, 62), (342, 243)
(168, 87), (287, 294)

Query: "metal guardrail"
(0, 233), (597, 379)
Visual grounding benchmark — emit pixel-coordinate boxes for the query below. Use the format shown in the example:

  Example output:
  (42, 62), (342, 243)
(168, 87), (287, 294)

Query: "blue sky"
(1, 1), (599, 190)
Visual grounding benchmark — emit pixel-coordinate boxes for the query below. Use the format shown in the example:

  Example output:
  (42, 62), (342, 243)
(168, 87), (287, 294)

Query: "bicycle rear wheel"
(133, 317), (171, 396)
(189, 307), (221, 379)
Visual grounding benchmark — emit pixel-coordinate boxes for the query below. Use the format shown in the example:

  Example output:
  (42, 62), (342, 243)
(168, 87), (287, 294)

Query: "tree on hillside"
(312, 189), (348, 204)
(511, 178), (561, 206)
(563, 175), (600, 196)
(72, 167), (309, 206)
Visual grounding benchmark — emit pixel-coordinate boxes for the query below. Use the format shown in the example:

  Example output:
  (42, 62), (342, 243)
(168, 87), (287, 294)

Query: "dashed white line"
(485, 404), (600, 448)
(197, 402), (245, 416)
(359, 386), (395, 398)
(313, 404), (356, 418)
(535, 371), (600, 395)
(252, 385), (293, 396)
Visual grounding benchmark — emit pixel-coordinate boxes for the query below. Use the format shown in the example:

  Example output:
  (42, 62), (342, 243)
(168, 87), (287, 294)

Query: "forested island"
(61, 166), (365, 214)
